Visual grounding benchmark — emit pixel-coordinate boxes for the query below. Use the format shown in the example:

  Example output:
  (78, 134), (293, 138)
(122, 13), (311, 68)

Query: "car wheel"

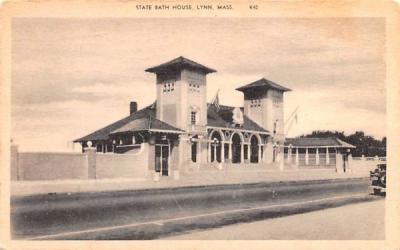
(380, 175), (386, 188)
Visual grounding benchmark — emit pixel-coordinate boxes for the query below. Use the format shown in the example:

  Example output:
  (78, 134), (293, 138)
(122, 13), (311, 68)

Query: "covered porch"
(189, 127), (271, 166)
(283, 137), (356, 168)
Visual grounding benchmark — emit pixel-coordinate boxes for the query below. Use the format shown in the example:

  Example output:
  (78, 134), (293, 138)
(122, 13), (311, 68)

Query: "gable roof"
(284, 137), (356, 148)
(207, 104), (269, 133)
(236, 78), (291, 92)
(145, 56), (216, 74)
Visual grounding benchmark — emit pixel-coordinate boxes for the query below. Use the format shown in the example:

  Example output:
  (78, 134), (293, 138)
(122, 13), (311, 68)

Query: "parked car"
(369, 163), (386, 195)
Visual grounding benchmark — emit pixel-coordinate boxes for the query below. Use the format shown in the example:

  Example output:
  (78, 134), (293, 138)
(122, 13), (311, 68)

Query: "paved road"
(164, 199), (385, 240)
(11, 178), (375, 240)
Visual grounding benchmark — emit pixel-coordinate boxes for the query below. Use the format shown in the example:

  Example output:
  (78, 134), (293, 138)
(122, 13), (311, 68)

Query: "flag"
(212, 89), (220, 111)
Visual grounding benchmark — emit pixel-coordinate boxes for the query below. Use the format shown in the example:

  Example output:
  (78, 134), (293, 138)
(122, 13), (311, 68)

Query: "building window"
(96, 144), (103, 153)
(191, 111), (197, 125)
(163, 82), (175, 93)
(189, 83), (200, 92)
(250, 99), (261, 108)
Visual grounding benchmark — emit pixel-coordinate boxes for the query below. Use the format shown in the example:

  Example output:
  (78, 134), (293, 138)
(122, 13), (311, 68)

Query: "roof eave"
(145, 65), (216, 74)
(236, 85), (292, 92)
(145, 56), (217, 74)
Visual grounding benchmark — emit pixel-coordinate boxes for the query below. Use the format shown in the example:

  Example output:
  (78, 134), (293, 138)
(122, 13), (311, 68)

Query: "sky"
(11, 18), (386, 151)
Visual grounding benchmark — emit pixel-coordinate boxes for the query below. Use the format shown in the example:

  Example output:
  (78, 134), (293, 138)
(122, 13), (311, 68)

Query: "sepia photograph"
(1, 0), (399, 248)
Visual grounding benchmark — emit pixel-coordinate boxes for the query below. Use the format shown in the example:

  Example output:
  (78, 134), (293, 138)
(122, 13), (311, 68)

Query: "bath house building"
(74, 57), (354, 177)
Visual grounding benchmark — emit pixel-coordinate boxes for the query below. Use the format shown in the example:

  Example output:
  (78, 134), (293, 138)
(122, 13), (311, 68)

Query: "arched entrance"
(210, 131), (222, 163)
(232, 133), (242, 163)
(250, 135), (259, 163)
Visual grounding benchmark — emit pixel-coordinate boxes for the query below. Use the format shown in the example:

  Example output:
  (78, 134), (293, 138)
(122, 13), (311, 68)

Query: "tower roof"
(236, 78), (291, 92)
(145, 56), (217, 74)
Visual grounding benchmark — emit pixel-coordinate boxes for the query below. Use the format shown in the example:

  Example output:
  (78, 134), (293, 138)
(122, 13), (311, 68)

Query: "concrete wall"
(12, 143), (149, 181)
(349, 156), (384, 174)
(18, 152), (88, 181)
(96, 144), (149, 179)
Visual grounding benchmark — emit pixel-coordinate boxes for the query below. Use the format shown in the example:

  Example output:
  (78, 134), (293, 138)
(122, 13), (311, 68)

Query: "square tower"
(145, 57), (216, 133)
(236, 78), (291, 142)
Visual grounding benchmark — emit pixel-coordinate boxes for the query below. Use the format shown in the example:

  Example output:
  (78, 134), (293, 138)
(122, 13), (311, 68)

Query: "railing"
(189, 124), (207, 133)
(352, 156), (386, 162)
(115, 144), (141, 154)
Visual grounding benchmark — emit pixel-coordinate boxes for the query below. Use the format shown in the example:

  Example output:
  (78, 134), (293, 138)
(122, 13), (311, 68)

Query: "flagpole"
(284, 106), (299, 126)
(208, 89), (221, 111)
(284, 106), (299, 136)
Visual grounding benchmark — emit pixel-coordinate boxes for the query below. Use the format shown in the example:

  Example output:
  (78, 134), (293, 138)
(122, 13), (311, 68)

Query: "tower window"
(191, 111), (197, 125)
(250, 99), (261, 108)
(163, 81), (175, 93)
(189, 83), (200, 92)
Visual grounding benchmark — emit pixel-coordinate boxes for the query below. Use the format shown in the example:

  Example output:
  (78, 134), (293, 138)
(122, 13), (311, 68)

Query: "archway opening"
(210, 131), (222, 163)
(232, 133), (242, 163)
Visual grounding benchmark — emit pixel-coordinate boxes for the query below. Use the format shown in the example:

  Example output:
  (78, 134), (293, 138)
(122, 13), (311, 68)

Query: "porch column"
(295, 147), (299, 166)
(287, 146), (292, 164)
(197, 139), (202, 164)
(221, 142), (225, 163)
(305, 147), (309, 165)
(316, 148), (320, 165)
(228, 142), (232, 163)
(208, 141), (211, 163)
(326, 146), (330, 165)
(247, 143), (251, 163)
(213, 143), (217, 163)
(240, 142), (244, 163)
(178, 135), (184, 171)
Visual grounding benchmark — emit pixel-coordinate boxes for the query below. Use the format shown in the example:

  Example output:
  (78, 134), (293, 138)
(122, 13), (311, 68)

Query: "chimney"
(130, 101), (137, 115)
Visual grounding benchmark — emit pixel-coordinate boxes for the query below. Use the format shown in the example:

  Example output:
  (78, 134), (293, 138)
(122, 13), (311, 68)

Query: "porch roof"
(74, 102), (150, 142)
(111, 116), (184, 134)
(284, 137), (356, 148)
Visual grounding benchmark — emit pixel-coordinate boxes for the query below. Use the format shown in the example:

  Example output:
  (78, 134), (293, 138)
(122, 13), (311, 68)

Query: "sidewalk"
(11, 169), (369, 197)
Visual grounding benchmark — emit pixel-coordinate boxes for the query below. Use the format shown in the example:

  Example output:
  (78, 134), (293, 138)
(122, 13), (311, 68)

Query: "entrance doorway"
(155, 144), (169, 176)
(250, 135), (259, 163)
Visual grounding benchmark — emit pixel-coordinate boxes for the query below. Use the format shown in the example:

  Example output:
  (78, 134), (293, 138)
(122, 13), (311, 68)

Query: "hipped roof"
(145, 56), (216, 74)
(284, 137), (356, 148)
(111, 117), (184, 134)
(236, 78), (292, 92)
(73, 103), (183, 142)
(75, 101), (270, 143)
